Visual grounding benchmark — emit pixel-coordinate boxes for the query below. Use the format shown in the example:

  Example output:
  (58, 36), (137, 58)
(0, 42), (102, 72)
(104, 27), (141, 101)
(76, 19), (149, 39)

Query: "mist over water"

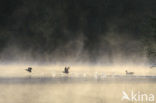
(0, 0), (155, 64)
(0, 83), (155, 103)
(0, 64), (155, 103)
(0, 64), (155, 77)
(0, 0), (156, 102)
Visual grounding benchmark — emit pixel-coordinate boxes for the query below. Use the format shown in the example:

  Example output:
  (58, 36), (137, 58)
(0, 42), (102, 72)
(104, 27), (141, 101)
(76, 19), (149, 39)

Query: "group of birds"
(25, 66), (133, 76)
(25, 66), (156, 76)
(25, 66), (70, 74)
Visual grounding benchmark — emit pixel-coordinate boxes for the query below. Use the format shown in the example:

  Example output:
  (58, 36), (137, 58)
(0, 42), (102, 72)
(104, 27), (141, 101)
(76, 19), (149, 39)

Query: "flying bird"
(63, 67), (70, 74)
(25, 67), (32, 73)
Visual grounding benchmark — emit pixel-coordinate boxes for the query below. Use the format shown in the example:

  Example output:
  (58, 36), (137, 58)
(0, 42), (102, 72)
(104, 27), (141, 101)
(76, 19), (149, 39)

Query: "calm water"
(0, 65), (155, 103)
(0, 80), (155, 103)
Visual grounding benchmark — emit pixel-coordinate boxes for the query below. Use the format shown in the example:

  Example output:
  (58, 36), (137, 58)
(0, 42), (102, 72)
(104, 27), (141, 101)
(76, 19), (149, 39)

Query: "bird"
(25, 67), (32, 73)
(63, 67), (70, 74)
(125, 70), (134, 75)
